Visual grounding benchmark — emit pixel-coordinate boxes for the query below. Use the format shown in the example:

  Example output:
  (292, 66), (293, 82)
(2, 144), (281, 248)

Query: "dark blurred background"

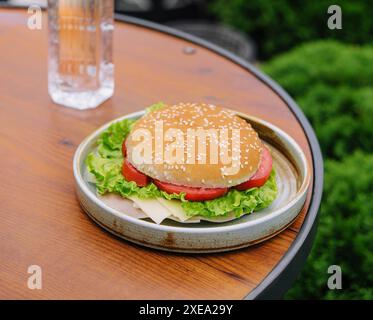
(4, 0), (372, 299)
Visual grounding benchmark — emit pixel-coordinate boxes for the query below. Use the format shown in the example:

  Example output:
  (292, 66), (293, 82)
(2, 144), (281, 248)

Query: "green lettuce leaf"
(86, 114), (278, 218)
(145, 102), (166, 114)
(181, 170), (277, 217)
(97, 118), (137, 159)
(86, 152), (162, 198)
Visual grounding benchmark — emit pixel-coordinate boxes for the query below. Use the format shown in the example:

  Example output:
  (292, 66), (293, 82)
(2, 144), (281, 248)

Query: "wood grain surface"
(0, 7), (313, 299)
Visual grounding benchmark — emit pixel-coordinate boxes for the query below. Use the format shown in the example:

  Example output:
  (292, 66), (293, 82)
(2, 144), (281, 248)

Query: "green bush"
(262, 41), (373, 299)
(210, 0), (373, 58)
(262, 41), (373, 160)
(286, 153), (373, 299)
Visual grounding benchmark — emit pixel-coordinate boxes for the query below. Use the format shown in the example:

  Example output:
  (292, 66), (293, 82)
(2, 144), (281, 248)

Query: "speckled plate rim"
(73, 110), (311, 234)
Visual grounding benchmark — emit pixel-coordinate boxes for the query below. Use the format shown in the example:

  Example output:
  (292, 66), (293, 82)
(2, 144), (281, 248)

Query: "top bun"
(126, 103), (263, 188)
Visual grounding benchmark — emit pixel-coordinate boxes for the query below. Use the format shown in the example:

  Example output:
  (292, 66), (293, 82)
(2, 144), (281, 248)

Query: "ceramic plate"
(73, 110), (311, 253)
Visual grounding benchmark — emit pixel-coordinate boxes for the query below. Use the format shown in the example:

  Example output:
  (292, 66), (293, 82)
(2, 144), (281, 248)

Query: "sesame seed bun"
(126, 103), (263, 188)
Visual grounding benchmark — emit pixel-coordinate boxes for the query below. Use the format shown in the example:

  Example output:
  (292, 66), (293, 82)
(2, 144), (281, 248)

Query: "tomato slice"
(235, 146), (273, 190)
(122, 139), (127, 157)
(153, 180), (228, 201)
(122, 159), (149, 187)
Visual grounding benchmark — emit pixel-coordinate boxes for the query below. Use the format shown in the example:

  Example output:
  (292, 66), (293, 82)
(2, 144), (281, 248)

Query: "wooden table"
(0, 6), (323, 299)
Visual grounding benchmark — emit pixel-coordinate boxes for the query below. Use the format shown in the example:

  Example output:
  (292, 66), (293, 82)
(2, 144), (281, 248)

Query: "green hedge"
(210, 0), (373, 58)
(262, 41), (373, 160)
(286, 153), (373, 299)
(263, 41), (373, 299)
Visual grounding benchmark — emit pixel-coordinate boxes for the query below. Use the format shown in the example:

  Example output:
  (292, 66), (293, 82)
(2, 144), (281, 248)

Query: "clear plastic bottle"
(48, 0), (114, 110)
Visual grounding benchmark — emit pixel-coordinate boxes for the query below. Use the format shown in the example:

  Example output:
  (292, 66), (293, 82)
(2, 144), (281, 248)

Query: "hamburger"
(86, 102), (278, 224)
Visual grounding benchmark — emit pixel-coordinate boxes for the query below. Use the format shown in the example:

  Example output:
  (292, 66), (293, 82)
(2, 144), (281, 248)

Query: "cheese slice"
(157, 198), (238, 223)
(98, 192), (238, 224)
(128, 195), (171, 224)
(157, 199), (201, 223)
(98, 193), (147, 219)
(157, 198), (190, 222)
